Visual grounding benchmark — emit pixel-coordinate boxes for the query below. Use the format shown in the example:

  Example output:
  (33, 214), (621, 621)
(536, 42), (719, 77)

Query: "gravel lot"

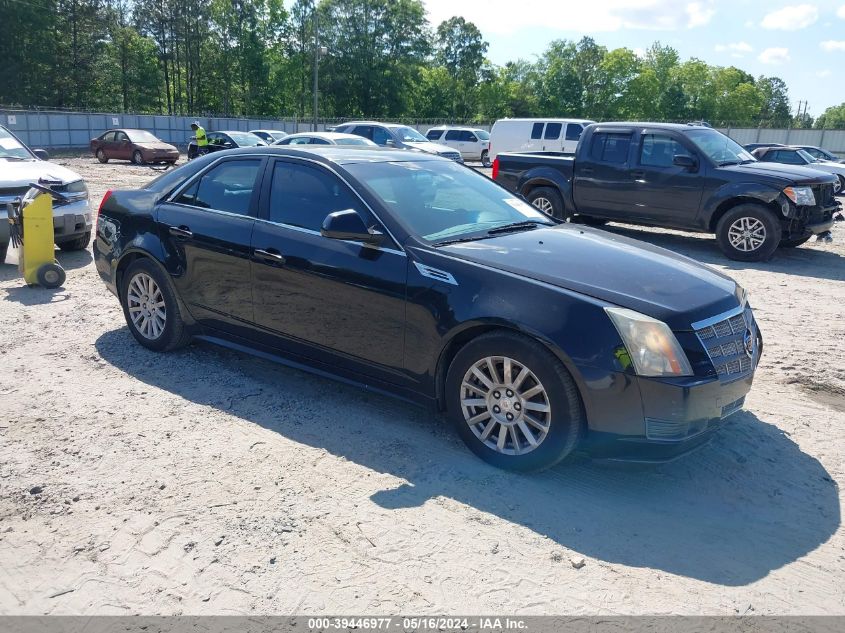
(1, 153), (843, 615)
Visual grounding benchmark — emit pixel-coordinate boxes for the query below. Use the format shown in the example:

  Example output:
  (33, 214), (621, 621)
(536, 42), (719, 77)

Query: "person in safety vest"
(190, 121), (209, 158)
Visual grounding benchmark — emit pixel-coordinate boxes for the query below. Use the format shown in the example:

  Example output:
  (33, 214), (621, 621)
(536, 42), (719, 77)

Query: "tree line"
(2, 0), (843, 128)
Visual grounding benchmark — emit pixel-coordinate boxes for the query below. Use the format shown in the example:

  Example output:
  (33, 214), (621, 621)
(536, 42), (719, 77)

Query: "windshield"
(126, 130), (160, 143)
(228, 132), (265, 146)
(476, 130), (490, 140)
(685, 128), (755, 165)
(0, 128), (35, 160)
(392, 126), (428, 143)
(336, 137), (374, 146)
(346, 159), (554, 243)
(796, 149), (818, 163)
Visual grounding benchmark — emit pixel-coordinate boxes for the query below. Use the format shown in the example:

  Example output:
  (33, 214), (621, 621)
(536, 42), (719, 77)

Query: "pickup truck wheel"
(779, 235), (812, 248)
(121, 259), (191, 352)
(527, 187), (564, 219)
(446, 331), (584, 471)
(57, 231), (91, 251)
(96, 149), (108, 164)
(716, 204), (781, 261)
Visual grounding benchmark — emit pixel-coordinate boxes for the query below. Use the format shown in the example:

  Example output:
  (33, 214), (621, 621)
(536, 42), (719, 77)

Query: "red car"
(90, 129), (179, 165)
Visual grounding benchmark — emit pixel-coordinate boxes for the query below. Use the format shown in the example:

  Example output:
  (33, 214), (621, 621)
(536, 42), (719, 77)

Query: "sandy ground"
(0, 153), (843, 615)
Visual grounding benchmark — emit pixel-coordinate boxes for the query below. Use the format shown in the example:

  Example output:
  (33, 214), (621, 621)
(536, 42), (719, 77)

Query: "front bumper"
(53, 199), (93, 242)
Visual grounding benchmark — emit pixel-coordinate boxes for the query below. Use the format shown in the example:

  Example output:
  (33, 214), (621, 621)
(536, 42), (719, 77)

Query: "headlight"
(783, 186), (815, 206)
(605, 307), (693, 377)
(61, 180), (89, 199)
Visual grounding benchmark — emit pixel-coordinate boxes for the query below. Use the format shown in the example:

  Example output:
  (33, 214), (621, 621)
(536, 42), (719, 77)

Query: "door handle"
(255, 248), (286, 264)
(168, 225), (193, 239)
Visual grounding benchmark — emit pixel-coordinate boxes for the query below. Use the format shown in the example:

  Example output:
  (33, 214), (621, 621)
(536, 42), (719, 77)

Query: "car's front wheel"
(446, 331), (584, 471)
(715, 204), (781, 261)
(836, 174), (845, 195)
(121, 259), (191, 352)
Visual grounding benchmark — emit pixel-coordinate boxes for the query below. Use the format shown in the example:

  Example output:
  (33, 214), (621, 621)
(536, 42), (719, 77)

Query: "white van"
(488, 118), (595, 161)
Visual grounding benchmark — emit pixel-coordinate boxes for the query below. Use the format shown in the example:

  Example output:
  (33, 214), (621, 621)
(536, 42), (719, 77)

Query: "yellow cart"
(7, 182), (66, 288)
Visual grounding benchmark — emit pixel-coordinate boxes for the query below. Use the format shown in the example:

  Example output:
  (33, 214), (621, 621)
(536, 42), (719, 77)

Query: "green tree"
(815, 104), (845, 129)
(435, 17), (488, 119)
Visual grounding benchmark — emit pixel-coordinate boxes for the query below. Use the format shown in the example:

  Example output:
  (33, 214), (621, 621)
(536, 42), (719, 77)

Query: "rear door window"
(174, 159), (261, 216)
(590, 132), (632, 164)
(544, 123), (562, 140)
(565, 123), (583, 141)
(530, 122), (544, 140)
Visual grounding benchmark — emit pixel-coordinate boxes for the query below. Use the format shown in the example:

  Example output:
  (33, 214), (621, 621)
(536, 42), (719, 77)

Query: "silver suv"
(333, 122), (463, 162)
(425, 127), (491, 166)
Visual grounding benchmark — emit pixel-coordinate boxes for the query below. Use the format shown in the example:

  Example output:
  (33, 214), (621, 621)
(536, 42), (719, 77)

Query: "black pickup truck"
(493, 122), (840, 261)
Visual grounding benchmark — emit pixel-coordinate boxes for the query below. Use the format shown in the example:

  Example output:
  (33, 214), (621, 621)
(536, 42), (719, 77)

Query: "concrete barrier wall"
(2, 109), (842, 156)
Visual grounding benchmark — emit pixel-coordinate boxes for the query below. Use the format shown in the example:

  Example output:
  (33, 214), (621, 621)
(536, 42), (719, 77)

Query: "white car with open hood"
(0, 125), (92, 261)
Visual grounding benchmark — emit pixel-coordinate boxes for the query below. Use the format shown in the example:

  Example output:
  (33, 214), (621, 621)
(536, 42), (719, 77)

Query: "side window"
(115, 132), (128, 142)
(352, 126), (373, 140)
(372, 127), (391, 146)
(774, 150), (802, 165)
(544, 123), (562, 140)
(565, 123), (583, 141)
(640, 134), (691, 168)
(590, 132), (631, 164)
(426, 129), (443, 141)
(445, 130), (462, 141)
(174, 159), (261, 216)
(464, 131), (478, 142)
(269, 161), (363, 231)
(310, 137), (331, 145)
(102, 131), (116, 142)
(530, 122), (544, 140)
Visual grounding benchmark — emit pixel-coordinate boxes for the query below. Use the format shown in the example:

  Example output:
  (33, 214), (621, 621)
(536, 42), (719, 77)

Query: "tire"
(96, 149), (108, 164)
(132, 150), (145, 165)
(36, 262), (65, 288)
(836, 175), (845, 195)
(481, 150), (491, 168)
(57, 231), (91, 251)
(779, 234), (812, 248)
(121, 259), (191, 352)
(445, 331), (584, 471)
(715, 204), (781, 262)
(526, 186), (565, 219)
(0, 242), (7, 263)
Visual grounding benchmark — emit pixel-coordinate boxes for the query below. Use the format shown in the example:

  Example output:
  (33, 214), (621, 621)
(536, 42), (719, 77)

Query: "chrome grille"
(694, 307), (756, 381)
(441, 151), (462, 162)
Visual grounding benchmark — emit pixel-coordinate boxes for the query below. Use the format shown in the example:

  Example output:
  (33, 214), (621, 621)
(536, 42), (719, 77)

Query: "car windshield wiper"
(486, 221), (544, 235)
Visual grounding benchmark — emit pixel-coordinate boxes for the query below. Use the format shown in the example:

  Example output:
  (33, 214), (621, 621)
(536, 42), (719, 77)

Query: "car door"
(156, 156), (265, 336)
(99, 131), (116, 158)
(114, 131), (132, 160)
(563, 123), (584, 154)
(572, 129), (635, 218)
(462, 130), (482, 160)
(542, 122), (563, 152)
(618, 131), (705, 228)
(249, 157), (408, 383)
(444, 129), (462, 155)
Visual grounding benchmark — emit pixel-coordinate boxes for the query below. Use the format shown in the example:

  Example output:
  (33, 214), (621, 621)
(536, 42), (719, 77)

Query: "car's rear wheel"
(526, 187), (564, 219)
(481, 150), (491, 168)
(57, 231), (91, 251)
(446, 331), (584, 471)
(132, 150), (145, 165)
(715, 204), (781, 261)
(121, 259), (191, 352)
(96, 149), (108, 163)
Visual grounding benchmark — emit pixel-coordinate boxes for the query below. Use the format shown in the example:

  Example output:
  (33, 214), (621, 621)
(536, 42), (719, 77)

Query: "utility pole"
(312, 10), (318, 132)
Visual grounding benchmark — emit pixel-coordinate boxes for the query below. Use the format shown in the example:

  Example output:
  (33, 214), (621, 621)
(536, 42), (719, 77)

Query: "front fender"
(701, 182), (784, 227)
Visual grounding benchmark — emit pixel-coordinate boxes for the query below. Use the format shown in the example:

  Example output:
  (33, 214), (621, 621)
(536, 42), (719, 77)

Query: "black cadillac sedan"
(93, 147), (762, 470)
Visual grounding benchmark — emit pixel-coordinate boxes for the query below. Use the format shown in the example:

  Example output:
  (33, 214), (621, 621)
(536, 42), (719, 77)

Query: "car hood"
(723, 161), (838, 185)
(137, 142), (178, 151)
(437, 225), (740, 330)
(0, 159), (83, 187)
(405, 141), (458, 155)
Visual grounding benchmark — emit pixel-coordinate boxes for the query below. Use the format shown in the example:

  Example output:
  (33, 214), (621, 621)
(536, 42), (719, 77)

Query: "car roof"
(214, 130), (255, 134)
(250, 129), (285, 133)
(497, 118), (594, 123)
(591, 122), (716, 131)
(339, 121), (412, 129)
(284, 131), (369, 140)
(204, 145), (443, 165)
(428, 126), (485, 131)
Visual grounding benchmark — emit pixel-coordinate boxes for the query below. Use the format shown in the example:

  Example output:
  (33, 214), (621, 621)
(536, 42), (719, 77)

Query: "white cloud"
(838, 5), (845, 18)
(423, 0), (715, 34)
(821, 40), (845, 52)
(715, 41), (753, 58)
(817, 69), (832, 77)
(761, 4), (819, 30)
(758, 47), (791, 64)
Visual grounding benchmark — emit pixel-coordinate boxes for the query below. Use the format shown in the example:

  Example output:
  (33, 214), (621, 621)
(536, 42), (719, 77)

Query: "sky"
(421, 0), (845, 117)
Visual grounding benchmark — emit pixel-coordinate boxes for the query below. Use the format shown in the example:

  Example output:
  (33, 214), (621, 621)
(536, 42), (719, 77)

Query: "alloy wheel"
(127, 272), (166, 340)
(531, 197), (554, 215)
(727, 217), (767, 252)
(460, 356), (551, 455)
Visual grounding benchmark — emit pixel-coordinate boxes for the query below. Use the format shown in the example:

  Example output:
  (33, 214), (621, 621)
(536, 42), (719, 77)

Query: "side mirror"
(673, 154), (697, 170)
(33, 149), (49, 160)
(321, 209), (384, 245)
